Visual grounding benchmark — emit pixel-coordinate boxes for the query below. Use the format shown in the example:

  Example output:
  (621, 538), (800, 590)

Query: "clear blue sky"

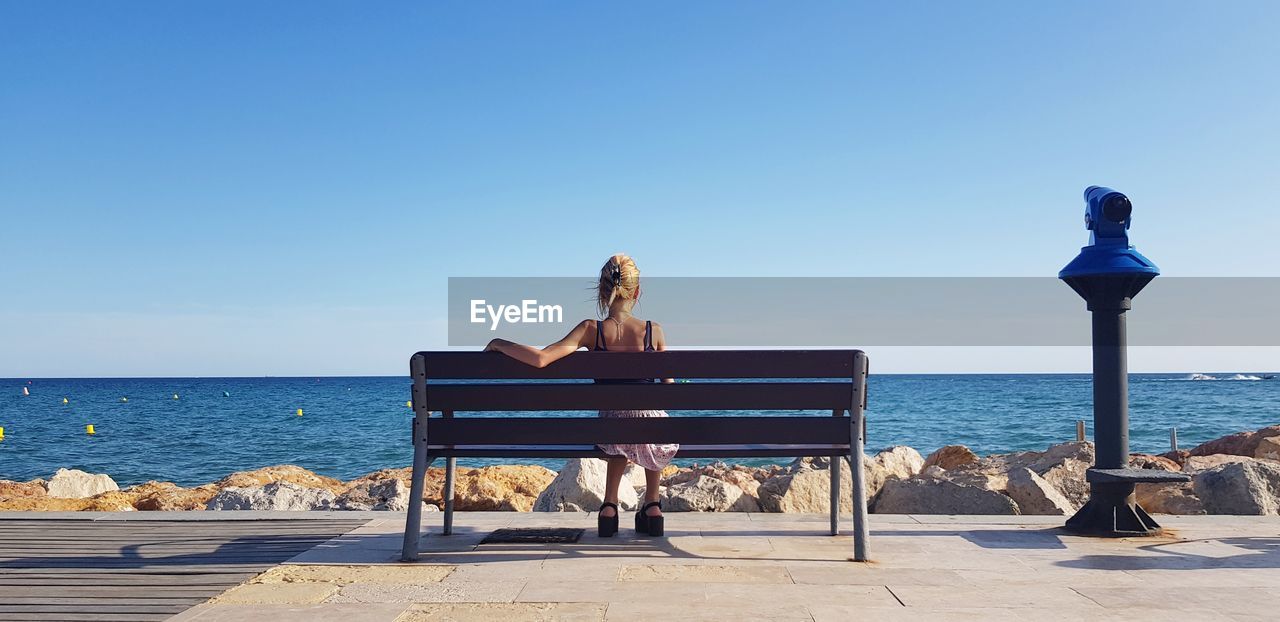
(2, 2), (1278, 376)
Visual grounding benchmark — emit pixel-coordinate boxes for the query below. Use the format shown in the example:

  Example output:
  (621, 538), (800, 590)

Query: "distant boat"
(1264, 375), (1276, 380)
(21, 387), (29, 396)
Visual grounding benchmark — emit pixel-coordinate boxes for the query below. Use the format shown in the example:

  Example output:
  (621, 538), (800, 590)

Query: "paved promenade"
(163, 512), (1280, 621)
(5, 512), (1278, 621)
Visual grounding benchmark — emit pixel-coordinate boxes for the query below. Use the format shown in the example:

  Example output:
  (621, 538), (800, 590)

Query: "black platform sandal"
(637, 501), (664, 537)
(598, 502), (619, 537)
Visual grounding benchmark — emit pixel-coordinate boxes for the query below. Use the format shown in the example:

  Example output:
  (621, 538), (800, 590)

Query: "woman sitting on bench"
(484, 253), (677, 537)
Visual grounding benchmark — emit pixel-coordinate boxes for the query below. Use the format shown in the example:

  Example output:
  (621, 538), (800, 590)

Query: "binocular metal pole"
(1064, 295), (1161, 536)
(1092, 304), (1129, 477)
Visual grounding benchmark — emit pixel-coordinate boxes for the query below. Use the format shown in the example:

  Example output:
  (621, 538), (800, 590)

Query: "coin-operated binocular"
(1060, 186), (1157, 285)
(1059, 186), (1189, 537)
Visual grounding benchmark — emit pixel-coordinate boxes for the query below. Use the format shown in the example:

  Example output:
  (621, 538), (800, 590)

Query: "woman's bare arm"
(484, 320), (593, 368)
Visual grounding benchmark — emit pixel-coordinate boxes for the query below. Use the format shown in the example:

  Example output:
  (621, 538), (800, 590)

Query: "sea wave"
(1188, 373), (1270, 381)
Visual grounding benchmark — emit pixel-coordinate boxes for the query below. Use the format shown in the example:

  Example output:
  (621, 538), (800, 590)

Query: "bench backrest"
(410, 350), (867, 446)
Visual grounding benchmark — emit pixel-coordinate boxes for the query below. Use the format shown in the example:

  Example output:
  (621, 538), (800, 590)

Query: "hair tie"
(610, 266), (621, 286)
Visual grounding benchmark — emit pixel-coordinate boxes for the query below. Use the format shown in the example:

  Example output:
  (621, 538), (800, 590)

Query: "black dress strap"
(595, 320), (606, 351)
(644, 320), (653, 351)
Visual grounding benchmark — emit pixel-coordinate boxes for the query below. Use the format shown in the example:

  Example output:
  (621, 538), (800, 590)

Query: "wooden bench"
(401, 349), (871, 561)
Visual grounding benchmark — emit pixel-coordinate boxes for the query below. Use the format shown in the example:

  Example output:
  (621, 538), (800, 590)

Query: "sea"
(1, 374), (1277, 487)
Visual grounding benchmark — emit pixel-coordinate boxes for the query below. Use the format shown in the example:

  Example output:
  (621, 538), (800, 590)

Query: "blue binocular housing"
(1059, 186), (1159, 280)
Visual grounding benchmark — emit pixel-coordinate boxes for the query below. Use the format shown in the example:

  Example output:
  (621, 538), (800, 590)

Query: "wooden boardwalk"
(0, 518), (366, 621)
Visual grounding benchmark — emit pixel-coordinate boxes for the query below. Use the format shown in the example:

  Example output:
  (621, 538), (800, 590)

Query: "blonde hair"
(597, 253), (640, 316)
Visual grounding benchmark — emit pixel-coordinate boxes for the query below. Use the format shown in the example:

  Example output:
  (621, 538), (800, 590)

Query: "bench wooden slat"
(417, 350), (859, 379)
(427, 415), (850, 445)
(428, 444), (851, 458)
(425, 382), (853, 411)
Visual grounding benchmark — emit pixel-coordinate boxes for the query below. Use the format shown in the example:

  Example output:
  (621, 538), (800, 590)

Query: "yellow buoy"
(0, 426), (5, 440)
(86, 424), (96, 435)
(63, 397), (69, 404)
(296, 408), (303, 416)
(406, 400), (413, 408)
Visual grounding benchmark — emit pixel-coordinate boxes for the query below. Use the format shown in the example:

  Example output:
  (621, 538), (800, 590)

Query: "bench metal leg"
(829, 456), (840, 536)
(443, 457), (456, 535)
(850, 352), (870, 562)
(850, 434), (869, 561)
(401, 425), (429, 561)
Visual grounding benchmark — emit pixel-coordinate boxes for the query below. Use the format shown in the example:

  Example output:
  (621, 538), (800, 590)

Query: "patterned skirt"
(597, 409), (680, 472)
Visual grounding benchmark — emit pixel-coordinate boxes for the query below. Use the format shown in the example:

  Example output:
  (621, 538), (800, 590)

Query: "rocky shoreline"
(4, 424), (1279, 515)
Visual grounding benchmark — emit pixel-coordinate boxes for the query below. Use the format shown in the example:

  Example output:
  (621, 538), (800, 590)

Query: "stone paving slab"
(808, 605), (1236, 622)
(144, 512), (1280, 621)
(401, 602), (607, 621)
(1072, 586), (1280, 618)
(170, 603), (411, 621)
(211, 582), (339, 605)
(331, 580), (525, 604)
(617, 563), (790, 583)
(252, 564), (454, 585)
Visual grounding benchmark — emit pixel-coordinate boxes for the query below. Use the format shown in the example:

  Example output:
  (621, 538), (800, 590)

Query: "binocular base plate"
(1064, 497), (1163, 537)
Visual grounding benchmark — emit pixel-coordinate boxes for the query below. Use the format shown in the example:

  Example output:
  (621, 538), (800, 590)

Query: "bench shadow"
(405, 526), (873, 564)
(399, 526), (1280, 570)
(870, 527), (1070, 550)
(1055, 537), (1280, 571)
(267, 522), (838, 564)
(0, 531), (353, 571)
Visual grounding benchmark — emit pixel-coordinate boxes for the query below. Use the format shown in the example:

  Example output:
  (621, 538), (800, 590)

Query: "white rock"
(874, 477), (1020, 515)
(761, 447), (924, 513)
(1038, 459), (1091, 509)
(1185, 454), (1257, 473)
(1192, 460), (1280, 515)
(969, 441), (1094, 475)
(867, 446), (926, 494)
(533, 458), (638, 512)
(333, 478), (410, 511)
(919, 465), (948, 480)
(664, 462), (763, 498)
(1136, 482), (1205, 515)
(662, 474), (760, 512)
(626, 464), (656, 495)
(45, 468), (118, 499)
(1005, 468), (1076, 515)
(205, 481), (337, 511)
(758, 467), (849, 513)
(939, 469), (1008, 493)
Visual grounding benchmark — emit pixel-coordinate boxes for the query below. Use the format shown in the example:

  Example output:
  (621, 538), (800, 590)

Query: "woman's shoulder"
(640, 318), (663, 338)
